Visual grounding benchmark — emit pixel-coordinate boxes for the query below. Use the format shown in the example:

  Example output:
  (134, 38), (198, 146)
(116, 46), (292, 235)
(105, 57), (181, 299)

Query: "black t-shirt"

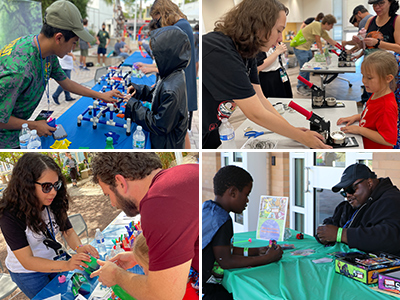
(202, 218), (233, 285)
(202, 31), (259, 149)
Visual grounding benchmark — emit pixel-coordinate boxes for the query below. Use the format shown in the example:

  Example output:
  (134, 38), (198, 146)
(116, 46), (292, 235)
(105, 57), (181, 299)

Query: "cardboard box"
(378, 270), (400, 294)
(335, 254), (400, 284)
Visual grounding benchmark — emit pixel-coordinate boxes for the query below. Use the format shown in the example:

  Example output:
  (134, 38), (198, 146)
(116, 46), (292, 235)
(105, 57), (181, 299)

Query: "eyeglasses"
(342, 178), (366, 195)
(35, 180), (62, 193)
(373, 0), (387, 7)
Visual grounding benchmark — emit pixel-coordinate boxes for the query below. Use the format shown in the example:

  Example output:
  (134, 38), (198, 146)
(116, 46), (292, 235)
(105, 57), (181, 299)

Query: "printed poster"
(256, 195), (288, 242)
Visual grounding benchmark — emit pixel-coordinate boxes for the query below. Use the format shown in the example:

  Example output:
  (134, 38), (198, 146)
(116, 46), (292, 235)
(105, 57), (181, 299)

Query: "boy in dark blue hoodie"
(202, 165), (283, 299)
(125, 26), (190, 149)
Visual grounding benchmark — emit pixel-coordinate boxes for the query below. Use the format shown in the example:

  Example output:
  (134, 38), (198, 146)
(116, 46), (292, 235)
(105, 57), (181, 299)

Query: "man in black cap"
(316, 163), (400, 256)
(0, 0), (124, 148)
(353, 5), (373, 30)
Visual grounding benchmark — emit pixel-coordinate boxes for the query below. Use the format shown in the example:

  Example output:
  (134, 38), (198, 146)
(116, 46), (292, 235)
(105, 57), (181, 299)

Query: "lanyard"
(45, 206), (56, 240)
(343, 210), (358, 229)
(36, 35), (50, 112)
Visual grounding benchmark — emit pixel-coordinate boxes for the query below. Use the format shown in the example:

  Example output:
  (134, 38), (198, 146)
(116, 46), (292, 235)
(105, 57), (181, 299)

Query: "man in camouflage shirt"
(0, 0), (123, 148)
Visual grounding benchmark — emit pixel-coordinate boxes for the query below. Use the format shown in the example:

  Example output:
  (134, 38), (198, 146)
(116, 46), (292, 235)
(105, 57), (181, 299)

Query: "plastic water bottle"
(219, 118), (236, 149)
(132, 125), (145, 149)
(95, 228), (107, 260)
(19, 123), (31, 149)
(27, 130), (42, 149)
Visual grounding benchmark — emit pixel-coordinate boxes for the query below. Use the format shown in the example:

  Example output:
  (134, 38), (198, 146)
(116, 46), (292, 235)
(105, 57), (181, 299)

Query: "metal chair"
(81, 66), (109, 88)
(0, 260), (20, 300)
(62, 213), (90, 250)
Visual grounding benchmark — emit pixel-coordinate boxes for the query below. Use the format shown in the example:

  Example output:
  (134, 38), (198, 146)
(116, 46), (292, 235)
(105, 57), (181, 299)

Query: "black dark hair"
(389, 0), (400, 17)
(213, 165), (253, 196)
(41, 23), (77, 42)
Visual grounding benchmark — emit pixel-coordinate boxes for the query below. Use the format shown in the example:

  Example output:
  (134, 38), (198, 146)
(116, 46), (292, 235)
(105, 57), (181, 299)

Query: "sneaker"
(95, 63), (101, 67)
(297, 86), (311, 96)
(66, 97), (76, 102)
(102, 63), (106, 67)
(52, 95), (60, 105)
(79, 65), (83, 69)
(83, 66), (89, 71)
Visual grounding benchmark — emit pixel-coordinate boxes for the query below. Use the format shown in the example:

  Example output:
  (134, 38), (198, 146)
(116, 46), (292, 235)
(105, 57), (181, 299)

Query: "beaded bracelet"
(244, 247), (249, 257)
(336, 228), (343, 243)
(75, 244), (84, 251)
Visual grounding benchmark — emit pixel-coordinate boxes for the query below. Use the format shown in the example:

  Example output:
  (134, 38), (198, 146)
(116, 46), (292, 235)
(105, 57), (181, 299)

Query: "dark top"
(202, 31), (259, 149)
(304, 17), (315, 25)
(320, 178), (400, 256)
(367, 15), (398, 44)
(202, 218), (233, 285)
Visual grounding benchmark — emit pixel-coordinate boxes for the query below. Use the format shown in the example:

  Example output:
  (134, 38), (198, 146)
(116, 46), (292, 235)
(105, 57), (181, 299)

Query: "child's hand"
(340, 125), (361, 135)
(35, 120), (57, 137)
(124, 86), (136, 102)
(337, 114), (360, 126)
(265, 245), (283, 263)
(67, 253), (91, 271)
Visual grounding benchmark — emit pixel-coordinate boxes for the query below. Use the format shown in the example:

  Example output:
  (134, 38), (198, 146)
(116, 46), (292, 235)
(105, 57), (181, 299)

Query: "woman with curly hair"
(202, 0), (330, 149)
(0, 153), (98, 299)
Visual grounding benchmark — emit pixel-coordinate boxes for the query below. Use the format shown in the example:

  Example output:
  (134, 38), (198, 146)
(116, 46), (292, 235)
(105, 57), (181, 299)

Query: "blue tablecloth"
(122, 51), (153, 67)
(33, 213), (143, 300)
(41, 74), (156, 149)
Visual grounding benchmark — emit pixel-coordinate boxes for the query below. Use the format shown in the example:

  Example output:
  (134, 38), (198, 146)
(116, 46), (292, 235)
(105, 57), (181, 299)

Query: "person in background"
(79, 19), (91, 70)
(316, 163), (400, 256)
(52, 52), (76, 104)
(353, 5), (374, 30)
(337, 51), (398, 149)
(256, 42), (293, 98)
(89, 152), (199, 300)
(293, 14), (338, 96)
(114, 36), (131, 59)
(96, 23), (110, 67)
(193, 24), (200, 76)
(203, 165), (283, 299)
(0, 0), (123, 149)
(0, 153), (98, 299)
(63, 152), (80, 188)
(300, 12), (324, 29)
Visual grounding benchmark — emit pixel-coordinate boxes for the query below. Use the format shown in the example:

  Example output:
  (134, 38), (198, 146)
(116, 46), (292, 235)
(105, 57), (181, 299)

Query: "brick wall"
(202, 152), (221, 202)
(372, 152), (400, 187)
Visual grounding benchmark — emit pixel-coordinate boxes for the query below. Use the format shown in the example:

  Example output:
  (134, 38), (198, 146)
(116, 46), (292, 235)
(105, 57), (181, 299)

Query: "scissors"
(244, 130), (267, 139)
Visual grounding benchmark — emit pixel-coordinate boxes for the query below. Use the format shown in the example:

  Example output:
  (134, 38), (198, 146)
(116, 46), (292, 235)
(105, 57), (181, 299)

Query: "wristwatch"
(374, 38), (381, 48)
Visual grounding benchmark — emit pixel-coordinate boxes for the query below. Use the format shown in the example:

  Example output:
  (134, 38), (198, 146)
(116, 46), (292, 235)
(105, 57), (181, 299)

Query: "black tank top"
(367, 15), (398, 43)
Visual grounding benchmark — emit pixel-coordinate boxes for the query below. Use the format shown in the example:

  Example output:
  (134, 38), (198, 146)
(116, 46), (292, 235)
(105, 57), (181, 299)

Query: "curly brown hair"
(0, 153), (70, 234)
(214, 0), (288, 58)
(91, 152), (162, 186)
(150, 0), (187, 27)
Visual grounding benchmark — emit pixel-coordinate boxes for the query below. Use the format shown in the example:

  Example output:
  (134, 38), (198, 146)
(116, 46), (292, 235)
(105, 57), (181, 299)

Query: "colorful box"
(378, 270), (400, 294)
(335, 253), (400, 284)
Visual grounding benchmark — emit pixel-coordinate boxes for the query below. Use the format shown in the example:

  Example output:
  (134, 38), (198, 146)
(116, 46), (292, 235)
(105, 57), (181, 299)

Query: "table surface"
(41, 74), (156, 149)
(223, 230), (398, 300)
(122, 51), (153, 67)
(301, 55), (356, 74)
(32, 212), (142, 300)
(232, 98), (363, 149)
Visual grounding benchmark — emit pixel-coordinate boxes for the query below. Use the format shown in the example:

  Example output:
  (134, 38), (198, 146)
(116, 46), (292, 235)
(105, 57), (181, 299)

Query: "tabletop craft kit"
(256, 196), (288, 242)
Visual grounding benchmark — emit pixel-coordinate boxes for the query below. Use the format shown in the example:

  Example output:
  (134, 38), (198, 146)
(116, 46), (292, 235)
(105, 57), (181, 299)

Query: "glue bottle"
(105, 137), (114, 149)
(112, 285), (136, 300)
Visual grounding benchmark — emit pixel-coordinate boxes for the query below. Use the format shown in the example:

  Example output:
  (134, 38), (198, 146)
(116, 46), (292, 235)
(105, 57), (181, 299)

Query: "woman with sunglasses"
(0, 153), (98, 299)
(315, 163), (400, 256)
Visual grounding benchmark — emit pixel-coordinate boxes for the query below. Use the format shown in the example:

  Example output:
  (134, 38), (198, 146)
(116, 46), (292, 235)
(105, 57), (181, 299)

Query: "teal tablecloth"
(223, 230), (398, 300)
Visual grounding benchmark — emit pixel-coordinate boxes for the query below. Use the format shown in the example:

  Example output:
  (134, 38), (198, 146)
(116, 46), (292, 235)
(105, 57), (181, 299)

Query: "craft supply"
(296, 233), (304, 239)
(58, 275), (66, 283)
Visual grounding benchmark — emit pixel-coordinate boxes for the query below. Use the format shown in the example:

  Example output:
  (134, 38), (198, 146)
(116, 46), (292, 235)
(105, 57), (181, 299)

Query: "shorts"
(97, 47), (107, 55)
(80, 48), (88, 57)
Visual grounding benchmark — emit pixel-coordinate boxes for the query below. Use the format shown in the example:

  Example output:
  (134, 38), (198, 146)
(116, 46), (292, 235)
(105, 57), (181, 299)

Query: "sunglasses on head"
(35, 180), (62, 193)
(342, 178), (366, 195)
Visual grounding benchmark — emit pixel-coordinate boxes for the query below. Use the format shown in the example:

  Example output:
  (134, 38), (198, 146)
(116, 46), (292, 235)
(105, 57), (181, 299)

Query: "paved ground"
(0, 177), (122, 300)
(30, 46), (199, 149)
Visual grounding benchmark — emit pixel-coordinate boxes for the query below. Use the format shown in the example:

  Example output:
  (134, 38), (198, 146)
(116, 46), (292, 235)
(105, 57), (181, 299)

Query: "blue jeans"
(53, 69), (72, 99)
(293, 48), (313, 88)
(9, 270), (56, 299)
(119, 52), (130, 59)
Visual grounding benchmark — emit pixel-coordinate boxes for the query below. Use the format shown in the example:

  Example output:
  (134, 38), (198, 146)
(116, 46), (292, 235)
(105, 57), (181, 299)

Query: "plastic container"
(94, 228), (107, 260)
(132, 125), (145, 149)
(105, 137), (114, 149)
(27, 130), (42, 149)
(19, 123), (31, 149)
(219, 118), (236, 149)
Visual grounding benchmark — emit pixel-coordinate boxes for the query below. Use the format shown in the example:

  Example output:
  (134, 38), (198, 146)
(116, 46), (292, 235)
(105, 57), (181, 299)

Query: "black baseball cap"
(353, 5), (367, 15)
(332, 163), (377, 193)
(349, 15), (357, 25)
